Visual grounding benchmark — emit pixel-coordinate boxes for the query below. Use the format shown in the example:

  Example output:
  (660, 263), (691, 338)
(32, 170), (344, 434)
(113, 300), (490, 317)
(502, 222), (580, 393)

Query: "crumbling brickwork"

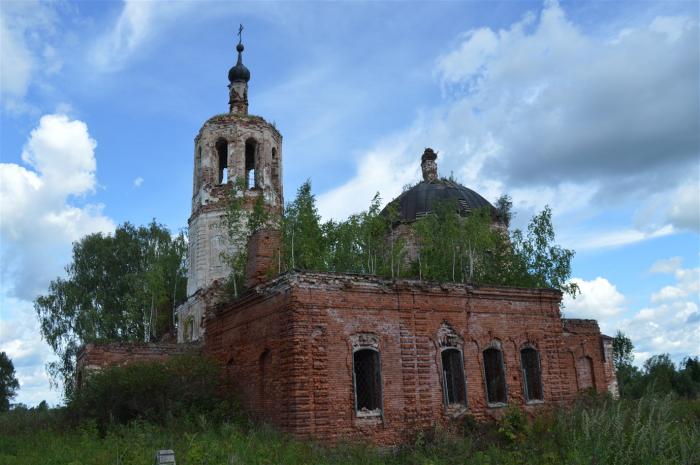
(75, 342), (202, 388)
(563, 319), (619, 397)
(205, 272), (617, 445)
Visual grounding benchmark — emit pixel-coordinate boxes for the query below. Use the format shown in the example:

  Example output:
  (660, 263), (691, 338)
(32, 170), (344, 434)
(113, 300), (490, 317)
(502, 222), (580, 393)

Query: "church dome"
(387, 178), (495, 222)
(228, 43), (250, 83)
(383, 148), (496, 222)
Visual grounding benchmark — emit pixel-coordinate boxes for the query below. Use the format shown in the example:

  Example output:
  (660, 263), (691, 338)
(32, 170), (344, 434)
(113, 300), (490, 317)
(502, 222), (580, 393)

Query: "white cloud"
(317, 1), (698, 243)
(0, 1), (59, 111)
(650, 256), (683, 274)
(604, 258), (700, 365)
(569, 225), (675, 251)
(0, 114), (114, 406)
(650, 263), (700, 303)
(666, 179), (700, 232)
(0, 114), (114, 300)
(133, 176), (144, 188)
(563, 277), (625, 325)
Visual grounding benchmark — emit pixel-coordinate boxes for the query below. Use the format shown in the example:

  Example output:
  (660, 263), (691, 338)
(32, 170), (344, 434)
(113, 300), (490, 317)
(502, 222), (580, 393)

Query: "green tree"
(221, 177), (271, 297)
(282, 180), (326, 271)
(612, 330), (635, 369)
(34, 221), (187, 398)
(509, 206), (579, 297)
(0, 352), (19, 411)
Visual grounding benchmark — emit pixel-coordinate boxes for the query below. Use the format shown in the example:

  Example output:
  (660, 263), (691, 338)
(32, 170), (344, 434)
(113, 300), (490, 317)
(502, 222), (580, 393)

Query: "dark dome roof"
(385, 179), (495, 222)
(228, 43), (250, 83)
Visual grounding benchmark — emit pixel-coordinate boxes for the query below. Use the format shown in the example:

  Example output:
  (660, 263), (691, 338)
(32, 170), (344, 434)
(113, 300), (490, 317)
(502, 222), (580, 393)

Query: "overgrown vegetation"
(1, 394), (697, 464)
(226, 179), (578, 298)
(34, 221), (188, 398)
(68, 356), (237, 433)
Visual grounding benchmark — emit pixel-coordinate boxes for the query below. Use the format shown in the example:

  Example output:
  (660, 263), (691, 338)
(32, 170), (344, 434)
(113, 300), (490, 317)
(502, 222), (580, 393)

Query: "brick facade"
(76, 43), (618, 446)
(204, 271), (618, 445)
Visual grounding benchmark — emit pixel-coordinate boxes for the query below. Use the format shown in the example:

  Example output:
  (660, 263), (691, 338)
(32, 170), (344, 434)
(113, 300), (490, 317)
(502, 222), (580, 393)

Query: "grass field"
(1, 395), (698, 465)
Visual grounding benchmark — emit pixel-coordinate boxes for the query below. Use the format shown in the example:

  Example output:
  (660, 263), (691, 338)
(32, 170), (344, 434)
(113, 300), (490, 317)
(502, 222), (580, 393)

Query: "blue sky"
(1, 0), (698, 406)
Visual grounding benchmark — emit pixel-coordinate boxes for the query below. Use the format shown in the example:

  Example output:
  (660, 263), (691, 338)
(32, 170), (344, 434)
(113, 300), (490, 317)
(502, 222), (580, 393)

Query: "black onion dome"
(385, 179), (495, 222)
(228, 43), (250, 83)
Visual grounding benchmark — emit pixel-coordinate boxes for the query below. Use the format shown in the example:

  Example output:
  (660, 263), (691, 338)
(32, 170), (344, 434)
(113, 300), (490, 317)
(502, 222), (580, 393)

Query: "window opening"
(216, 139), (228, 184)
(271, 147), (279, 187)
(521, 347), (543, 401)
(353, 348), (382, 414)
(245, 139), (257, 189)
(483, 347), (507, 404)
(442, 348), (467, 406)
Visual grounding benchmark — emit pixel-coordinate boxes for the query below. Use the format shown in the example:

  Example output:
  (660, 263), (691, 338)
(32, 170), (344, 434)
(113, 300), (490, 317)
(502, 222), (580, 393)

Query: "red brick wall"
(563, 319), (618, 396)
(76, 342), (201, 387)
(205, 272), (616, 445)
(205, 278), (297, 431)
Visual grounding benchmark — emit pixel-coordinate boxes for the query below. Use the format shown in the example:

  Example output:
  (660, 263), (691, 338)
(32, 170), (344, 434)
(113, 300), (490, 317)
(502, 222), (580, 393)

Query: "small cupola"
(228, 42), (251, 83)
(228, 25), (250, 115)
(421, 148), (438, 182)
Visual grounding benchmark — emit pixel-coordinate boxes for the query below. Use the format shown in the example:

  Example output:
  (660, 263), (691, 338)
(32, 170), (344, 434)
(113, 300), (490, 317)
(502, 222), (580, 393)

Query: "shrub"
(68, 355), (237, 432)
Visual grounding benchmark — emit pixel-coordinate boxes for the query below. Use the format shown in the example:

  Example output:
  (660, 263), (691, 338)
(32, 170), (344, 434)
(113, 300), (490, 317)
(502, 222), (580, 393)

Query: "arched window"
(521, 347), (543, 402)
(441, 348), (467, 406)
(216, 139), (228, 184)
(245, 138), (257, 189)
(353, 348), (382, 415)
(483, 347), (507, 405)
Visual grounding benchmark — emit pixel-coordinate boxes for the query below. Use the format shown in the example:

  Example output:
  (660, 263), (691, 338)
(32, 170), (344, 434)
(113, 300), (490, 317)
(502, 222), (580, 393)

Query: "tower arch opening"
(216, 138), (228, 184)
(245, 138), (258, 189)
(271, 147), (279, 188)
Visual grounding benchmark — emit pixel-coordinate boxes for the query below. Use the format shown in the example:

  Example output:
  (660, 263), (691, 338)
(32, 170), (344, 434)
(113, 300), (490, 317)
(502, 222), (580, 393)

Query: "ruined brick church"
(77, 37), (618, 445)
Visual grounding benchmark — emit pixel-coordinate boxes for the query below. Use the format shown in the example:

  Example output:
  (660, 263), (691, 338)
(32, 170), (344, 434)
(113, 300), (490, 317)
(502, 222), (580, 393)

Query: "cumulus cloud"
(318, 1), (699, 242)
(607, 258), (698, 365)
(567, 260), (699, 366)
(0, 114), (114, 300)
(563, 277), (625, 325)
(133, 176), (144, 188)
(649, 262), (699, 304)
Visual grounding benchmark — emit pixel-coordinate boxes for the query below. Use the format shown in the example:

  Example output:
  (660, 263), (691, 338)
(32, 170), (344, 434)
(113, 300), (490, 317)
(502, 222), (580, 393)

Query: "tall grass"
(551, 395), (699, 465)
(1, 394), (697, 465)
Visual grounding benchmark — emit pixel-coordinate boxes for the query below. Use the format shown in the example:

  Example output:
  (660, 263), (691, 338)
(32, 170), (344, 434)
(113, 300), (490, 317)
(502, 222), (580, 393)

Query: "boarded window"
(245, 139), (257, 189)
(521, 347), (543, 401)
(577, 356), (595, 390)
(216, 139), (228, 184)
(353, 349), (382, 414)
(442, 348), (467, 406)
(483, 348), (507, 404)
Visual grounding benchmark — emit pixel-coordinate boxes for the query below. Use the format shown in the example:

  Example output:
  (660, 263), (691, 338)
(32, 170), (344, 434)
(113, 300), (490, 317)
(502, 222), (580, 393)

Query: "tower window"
(245, 138), (257, 189)
(271, 147), (279, 188)
(521, 347), (543, 402)
(216, 139), (228, 184)
(483, 347), (507, 405)
(441, 348), (467, 406)
(353, 348), (382, 415)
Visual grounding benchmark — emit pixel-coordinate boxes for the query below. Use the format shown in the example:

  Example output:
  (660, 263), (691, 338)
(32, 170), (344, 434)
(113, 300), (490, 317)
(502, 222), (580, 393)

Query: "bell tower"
(176, 27), (283, 342)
